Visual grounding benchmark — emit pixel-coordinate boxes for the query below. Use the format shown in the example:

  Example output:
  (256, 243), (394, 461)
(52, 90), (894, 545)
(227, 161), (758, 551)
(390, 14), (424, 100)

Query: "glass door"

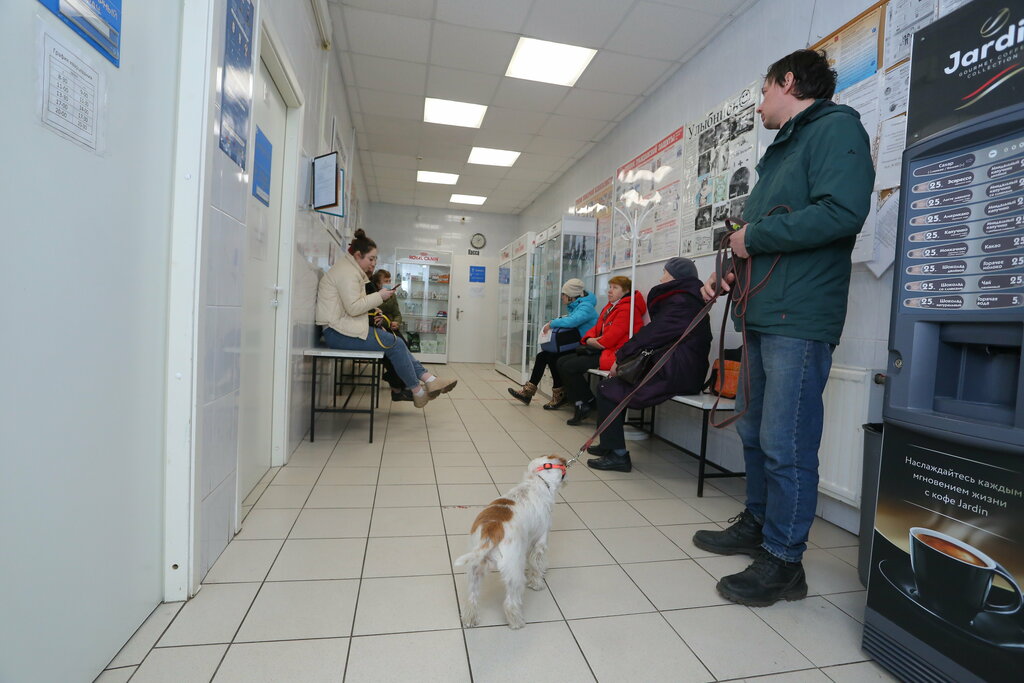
(508, 253), (528, 373)
(538, 232), (562, 325)
(394, 253), (451, 363)
(497, 261), (511, 367)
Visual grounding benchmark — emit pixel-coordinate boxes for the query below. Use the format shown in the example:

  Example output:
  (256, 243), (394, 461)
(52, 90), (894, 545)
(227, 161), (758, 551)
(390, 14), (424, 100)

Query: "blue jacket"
(549, 291), (598, 337)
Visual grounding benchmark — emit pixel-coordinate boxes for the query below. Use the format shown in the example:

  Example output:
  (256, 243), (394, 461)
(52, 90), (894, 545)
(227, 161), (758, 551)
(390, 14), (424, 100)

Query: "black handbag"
(616, 346), (666, 384)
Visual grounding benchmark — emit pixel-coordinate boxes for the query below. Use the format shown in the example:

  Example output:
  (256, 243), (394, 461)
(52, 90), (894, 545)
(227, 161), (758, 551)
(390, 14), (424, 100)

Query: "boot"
(391, 388), (414, 402)
(587, 451), (631, 472)
(586, 444), (611, 456)
(692, 510), (763, 556)
(717, 551), (807, 607)
(566, 400), (592, 426)
(508, 382), (538, 405)
(542, 387), (567, 410)
(425, 376), (458, 398)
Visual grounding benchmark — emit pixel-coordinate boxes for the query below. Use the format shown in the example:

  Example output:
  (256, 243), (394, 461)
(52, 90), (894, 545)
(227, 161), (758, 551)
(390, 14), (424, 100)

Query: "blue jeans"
(735, 331), (833, 562)
(323, 327), (426, 389)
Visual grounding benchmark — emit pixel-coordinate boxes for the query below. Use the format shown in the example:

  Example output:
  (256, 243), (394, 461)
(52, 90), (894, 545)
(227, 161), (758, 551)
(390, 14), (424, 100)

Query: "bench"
(587, 368), (742, 496)
(304, 348), (384, 443)
(587, 368), (656, 433)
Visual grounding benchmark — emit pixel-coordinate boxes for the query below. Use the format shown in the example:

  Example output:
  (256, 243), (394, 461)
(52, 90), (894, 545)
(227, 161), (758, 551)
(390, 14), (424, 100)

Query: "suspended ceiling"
(328, 0), (757, 214)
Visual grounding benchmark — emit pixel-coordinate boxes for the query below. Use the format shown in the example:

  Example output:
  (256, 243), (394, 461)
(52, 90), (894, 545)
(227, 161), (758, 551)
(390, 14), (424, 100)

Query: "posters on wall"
(681, 83), (759, 256)
(814, 2), (885, 92)
(574, 178), (614, 274)
(612, 127), (685, 269)
(218, 0), (255, 170)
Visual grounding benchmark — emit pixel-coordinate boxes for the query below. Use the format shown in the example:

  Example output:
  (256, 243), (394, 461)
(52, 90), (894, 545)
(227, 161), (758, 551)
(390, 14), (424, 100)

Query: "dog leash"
(566, 207), (788, 468)
(372, 311), (397, 349)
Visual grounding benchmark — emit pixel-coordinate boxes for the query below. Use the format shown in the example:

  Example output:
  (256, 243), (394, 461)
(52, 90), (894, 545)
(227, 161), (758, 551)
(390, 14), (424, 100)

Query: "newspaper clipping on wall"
(575, 178), (614, 274)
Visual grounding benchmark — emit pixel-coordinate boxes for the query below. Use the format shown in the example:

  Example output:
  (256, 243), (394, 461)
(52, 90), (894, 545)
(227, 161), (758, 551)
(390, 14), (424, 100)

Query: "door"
(449, 254), (498, 363)
(237, 58), (286, 508)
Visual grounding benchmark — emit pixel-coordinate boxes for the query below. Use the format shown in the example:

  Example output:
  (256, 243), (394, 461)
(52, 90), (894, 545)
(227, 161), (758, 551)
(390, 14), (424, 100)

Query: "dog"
(454, 454), (568, 629)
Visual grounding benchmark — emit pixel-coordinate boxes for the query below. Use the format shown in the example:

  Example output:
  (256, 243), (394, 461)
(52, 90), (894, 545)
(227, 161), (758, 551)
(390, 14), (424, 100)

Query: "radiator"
(818, 365), (884, 507)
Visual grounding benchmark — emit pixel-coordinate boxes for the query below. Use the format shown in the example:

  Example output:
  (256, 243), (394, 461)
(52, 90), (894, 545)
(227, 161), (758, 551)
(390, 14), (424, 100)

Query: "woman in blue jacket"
(509, 278), (597, 409)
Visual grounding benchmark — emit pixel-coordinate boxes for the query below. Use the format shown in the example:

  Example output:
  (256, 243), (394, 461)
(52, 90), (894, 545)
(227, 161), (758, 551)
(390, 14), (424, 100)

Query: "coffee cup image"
(909, 527), (1023, 623)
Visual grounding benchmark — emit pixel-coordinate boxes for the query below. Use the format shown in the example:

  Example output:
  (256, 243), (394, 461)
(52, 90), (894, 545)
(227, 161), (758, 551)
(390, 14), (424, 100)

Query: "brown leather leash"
(567, 206), (788, 468)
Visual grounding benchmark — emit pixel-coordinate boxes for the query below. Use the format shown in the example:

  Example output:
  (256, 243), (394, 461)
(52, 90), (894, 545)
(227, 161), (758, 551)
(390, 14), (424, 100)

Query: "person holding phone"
(365, 269), (410, 401)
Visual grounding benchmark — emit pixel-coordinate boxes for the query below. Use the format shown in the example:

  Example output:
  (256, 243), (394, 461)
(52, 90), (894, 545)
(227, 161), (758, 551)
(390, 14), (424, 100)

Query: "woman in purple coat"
(587, 257), (712, 472)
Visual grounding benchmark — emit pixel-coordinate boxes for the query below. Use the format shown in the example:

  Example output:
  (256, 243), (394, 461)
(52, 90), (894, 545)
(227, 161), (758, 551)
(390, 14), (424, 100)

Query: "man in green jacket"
(693, 49), (875, 606)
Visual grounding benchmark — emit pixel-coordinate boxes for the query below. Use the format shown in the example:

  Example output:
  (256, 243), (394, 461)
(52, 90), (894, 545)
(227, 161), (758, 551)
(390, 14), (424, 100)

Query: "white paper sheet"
(875, 115), (909, 191)
(868, 190), (900, 277)
(881, 60), (911, 119)
(883, 0), (937, 68)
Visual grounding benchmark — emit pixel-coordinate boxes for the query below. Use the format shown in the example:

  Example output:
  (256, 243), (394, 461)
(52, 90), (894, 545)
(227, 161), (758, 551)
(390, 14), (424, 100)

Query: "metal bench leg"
(310, 355), (317, 443)
(697, 409), (710, 497)
(369, 359), (377, 443)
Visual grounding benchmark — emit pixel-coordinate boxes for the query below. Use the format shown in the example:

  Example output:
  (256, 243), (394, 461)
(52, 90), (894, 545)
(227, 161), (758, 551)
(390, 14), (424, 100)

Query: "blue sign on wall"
(498, 267), (510, 285)
(218, 0), (255, 170)
(38, 0), (122, 66)
(252, 127), (272, 207)
(469, 266), (486, 283)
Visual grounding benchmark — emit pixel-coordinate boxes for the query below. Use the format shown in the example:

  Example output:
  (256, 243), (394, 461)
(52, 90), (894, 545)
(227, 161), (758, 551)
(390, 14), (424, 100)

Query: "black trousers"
(528, 350), (572, 387)
(595, 388), (628, 451)
(556, 353), (601, 405)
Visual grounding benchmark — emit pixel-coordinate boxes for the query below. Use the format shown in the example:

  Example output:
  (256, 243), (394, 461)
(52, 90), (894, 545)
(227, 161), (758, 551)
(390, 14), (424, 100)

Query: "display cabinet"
(393, 248), (451, 364)
(494, 232), (536, 383)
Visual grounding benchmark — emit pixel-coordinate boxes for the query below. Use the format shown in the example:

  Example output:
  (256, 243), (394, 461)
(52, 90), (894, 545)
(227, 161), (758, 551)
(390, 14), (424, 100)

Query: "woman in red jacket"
(556, 275), (646, 425)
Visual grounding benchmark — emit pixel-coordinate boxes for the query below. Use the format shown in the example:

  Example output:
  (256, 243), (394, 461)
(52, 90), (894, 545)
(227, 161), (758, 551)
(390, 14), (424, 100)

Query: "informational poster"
(880, 59), (911, 119)
(251, 127), (272, 207)
(938, 0), (972, 17)
(38, 27), (104, 152)
(875, 113), (909, 191)
(469, 266), (486, 283)
(574, 178), (614, 274)
(37, 0), (122, 66)
(813, 2), (885, 92)
(834, 72), (882, 164)
(867, 189), (899, 277)
(218, 0), (255, 170)
(613, 127), (686, 268)
(681, 83), (759, 256)
(883, 0), (937, 68)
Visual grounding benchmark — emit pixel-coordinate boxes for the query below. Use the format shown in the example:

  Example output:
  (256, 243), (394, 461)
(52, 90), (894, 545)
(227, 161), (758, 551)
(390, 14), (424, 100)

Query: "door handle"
(456, 308), (463, 320)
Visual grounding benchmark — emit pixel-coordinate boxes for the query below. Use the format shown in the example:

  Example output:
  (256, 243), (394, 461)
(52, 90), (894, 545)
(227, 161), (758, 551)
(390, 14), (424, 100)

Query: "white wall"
(366, 203), (521, 265)
(519, 0), (888, 524)
(0, 5), (181, 682)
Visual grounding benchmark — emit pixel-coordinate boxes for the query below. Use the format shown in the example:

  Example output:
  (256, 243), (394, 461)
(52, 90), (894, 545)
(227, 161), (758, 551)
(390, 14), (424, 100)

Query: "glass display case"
(495, 232), (536, 383)
(393, 248), (451, 364)
(531, 215), (597, 352)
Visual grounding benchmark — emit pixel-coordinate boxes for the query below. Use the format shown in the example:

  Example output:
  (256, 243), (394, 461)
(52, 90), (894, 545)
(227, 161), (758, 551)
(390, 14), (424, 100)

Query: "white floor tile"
(569, 501), (651, 529)
(107, 602), (183, 668)
(820, 660), (900, 681)
(593, 526), (688, 563)
(133, 645), (226, 683)
(373, 483), (440, 507)
(346, 630), (472, 682)
(353, 575), (461, 635)
(803, 549), (864, 596)
(550, 502), (587, 530)
(559, 480), (622, 503)
(545, 565), (655, 619)
(438, 483), (501, 506)
(738, 670), (831, 682)
(754, 596), (867, 667)
(235, 580), (358, 642)
(441, 505), (484, 533)
(465, 621), (594, 683)
(369, 506), (445, 536)
(454, 572), (563, 627)
(679, 494), (745, 522)
(433, 451), (487, 467)
(203, 539), (283, 584)
(435, 466), (492, 484)
(623, 559), (728, 610)
(235, 509), (300, 540)
(570, 613), (712, 682)
(316, 466), (380, 485)
(658, 522), (725, 557)
(290, 508), (372, 539)
(214, 638), (348, 682)
(267, 538), (366, 580)
(306, 484), (376, 508)
(809, 519), (859, 548)
(362, 535), (452, 577)
(253, 484), (313, 509)
(663, 605), (812, 679)
(271, 466), (322, 485)
(605, 478), (676, 500)
(545, 529), (616, 568)
(158, 583), (259, 646)
(626, 498), (710, 525)
(96, 667), (136, 682)
(824, 590), (867, 623)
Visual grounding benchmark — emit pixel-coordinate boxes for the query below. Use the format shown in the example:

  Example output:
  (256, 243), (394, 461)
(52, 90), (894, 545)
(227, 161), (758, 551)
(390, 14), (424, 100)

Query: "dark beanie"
(665, 257), (698, 281)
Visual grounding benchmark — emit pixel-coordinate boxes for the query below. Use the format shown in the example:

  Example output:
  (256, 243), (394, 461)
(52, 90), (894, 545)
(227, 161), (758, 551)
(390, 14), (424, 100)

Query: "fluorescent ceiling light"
(417, 170), (459, 185)
(505, 37), (597, 87)
(424, 97), (487, 128)
(451, 194), (487, 205)
(468, 147), (521, 167)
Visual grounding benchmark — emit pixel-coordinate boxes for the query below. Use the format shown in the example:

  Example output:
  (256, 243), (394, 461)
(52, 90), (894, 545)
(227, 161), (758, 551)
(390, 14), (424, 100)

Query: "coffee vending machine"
(863, 2), (1024, 681)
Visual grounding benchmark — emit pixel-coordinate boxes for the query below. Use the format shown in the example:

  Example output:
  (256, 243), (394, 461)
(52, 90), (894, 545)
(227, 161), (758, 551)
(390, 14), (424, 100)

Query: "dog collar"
(535, 462), (567, 478)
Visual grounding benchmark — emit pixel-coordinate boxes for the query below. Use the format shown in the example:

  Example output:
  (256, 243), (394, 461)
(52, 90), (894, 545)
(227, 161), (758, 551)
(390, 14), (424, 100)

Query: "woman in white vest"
(316, 229), (456, 408)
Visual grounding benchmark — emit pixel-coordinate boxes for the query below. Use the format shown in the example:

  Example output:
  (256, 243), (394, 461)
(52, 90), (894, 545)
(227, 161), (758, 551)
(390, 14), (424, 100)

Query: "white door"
(449, 254), (498, 363)
(237, 59), (286, 508)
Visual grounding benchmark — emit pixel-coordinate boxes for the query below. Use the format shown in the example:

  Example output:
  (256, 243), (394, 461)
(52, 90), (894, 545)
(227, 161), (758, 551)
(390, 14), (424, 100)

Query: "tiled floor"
(100, 363), (896, 682)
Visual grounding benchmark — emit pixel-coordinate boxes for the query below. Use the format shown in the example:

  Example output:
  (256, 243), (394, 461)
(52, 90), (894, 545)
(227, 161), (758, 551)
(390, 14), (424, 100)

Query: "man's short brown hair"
(765, 49), (837, 100)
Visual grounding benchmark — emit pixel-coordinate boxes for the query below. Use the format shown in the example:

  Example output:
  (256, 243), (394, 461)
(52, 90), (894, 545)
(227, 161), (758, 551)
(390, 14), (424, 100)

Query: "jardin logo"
(942, 6), (1024, 109)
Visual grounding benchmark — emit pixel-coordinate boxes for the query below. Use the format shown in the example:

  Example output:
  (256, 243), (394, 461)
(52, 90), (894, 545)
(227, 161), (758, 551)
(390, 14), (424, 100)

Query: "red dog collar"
(536, 462), (567, 477)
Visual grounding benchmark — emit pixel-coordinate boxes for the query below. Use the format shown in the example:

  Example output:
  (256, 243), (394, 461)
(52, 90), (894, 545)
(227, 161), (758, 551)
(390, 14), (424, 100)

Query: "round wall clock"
(470, 233), (487, 249)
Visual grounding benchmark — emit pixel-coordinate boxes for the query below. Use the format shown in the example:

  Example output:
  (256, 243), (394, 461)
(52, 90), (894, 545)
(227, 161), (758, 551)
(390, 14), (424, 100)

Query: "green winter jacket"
(737, 99), (875, 345)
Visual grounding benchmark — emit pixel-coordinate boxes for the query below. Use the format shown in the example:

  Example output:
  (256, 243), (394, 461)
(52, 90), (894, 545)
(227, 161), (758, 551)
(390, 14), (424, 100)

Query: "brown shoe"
(542, 387), (566, 410)
(426, 377), (457, 398)
(508, 382), (538, 405)
(412, 390), (431, 408)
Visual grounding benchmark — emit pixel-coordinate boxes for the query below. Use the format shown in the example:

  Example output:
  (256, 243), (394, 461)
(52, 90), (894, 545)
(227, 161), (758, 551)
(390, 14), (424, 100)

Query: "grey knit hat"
(665, 257), (698, 281)
(561, 278), (586, 298)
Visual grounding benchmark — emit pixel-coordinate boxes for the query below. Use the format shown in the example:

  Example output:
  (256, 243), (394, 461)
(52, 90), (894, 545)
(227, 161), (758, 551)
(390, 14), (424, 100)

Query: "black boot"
(717, 552), (807, 607)
(566, 401), (592, 425)
(692, 510), (763, 556)
(586, 444), (611, 456)
(391, 388), (414, 402)
(587, 452), (631, 472)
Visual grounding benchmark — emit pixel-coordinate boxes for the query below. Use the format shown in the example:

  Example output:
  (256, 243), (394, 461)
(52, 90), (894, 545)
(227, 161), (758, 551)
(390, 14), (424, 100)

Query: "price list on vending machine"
(901, 132), (1024, 311)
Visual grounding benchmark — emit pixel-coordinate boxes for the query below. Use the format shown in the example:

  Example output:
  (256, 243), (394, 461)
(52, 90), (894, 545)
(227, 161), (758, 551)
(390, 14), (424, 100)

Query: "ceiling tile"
(513, 154), (567, 173)
(435, 0), (534, 33)
(654, 0), (748, 15)
(350, 54), (427, 95)
(492, 79), (570, 112)
(459, 164), (508, 181)
(502, 165), (555, 182)
(371, 152), (420, 169)
(538, 115), (607, 141)
(345, 85), (362, 113)
(338, 0), (437, 20)
(364, 132), (420, 156)
(417, 139), (473, 162)
(574, 50), (674, 96)
(430, 23), (518, 76)
(414, 157), (465, 175)
(605, 2), (720, 61)
(426, 66), (502, 104)
(375, 178), (417, 192)
(357, 88), (423, 120)
(337, 51), (356, 88)
(497, 178), (543, 194)
(361, 116), (422, 140)
(521, 0), (631, 48)
(373, 166), (416, 181)
(470, 130), (534, 152)
(476, 107), (548, 137)
(523, 136), (586, 157)
(555, 89), (635, 120)
(343, 6), (432, 62)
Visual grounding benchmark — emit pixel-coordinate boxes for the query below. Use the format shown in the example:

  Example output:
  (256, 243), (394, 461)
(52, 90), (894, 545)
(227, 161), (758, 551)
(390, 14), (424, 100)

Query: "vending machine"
(863, 2), (1024, 681)
(495, 233), (536, 383)
(393, 248), (452, 363)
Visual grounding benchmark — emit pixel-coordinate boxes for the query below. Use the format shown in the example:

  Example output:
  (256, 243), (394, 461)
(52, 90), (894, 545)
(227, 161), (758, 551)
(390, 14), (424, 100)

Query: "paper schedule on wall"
(38, 27), (104, 152)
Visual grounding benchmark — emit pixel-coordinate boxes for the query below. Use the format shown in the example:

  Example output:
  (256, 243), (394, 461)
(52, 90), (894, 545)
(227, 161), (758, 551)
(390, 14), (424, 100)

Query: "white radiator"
(818, 365), (884, 507)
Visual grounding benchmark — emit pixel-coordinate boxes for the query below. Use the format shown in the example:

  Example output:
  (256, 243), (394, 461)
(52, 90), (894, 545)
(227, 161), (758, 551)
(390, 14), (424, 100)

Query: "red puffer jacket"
(581, 291), (647, 370)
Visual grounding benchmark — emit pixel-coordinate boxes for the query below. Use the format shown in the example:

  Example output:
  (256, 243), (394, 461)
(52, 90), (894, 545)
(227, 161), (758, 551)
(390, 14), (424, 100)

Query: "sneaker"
(426, 377), (458, 398)
(391, 389), (414, 402)
(692, 510), (763, 556)
(717, 551), (807, 607)
(586, 452), (631, 472)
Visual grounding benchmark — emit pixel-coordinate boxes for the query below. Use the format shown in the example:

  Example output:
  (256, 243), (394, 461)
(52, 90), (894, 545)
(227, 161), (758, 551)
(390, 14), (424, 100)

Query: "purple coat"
(600, 276), (712, 409)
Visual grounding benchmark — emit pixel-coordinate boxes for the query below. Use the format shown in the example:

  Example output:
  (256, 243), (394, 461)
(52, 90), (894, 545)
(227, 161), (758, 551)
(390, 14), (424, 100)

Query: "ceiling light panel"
(423, 97), (488, 128)
(451, 194), (487, 205)
(417, 171), (459, 185)
(468, 147), (521, 167)
(505, 37), (597, 87)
